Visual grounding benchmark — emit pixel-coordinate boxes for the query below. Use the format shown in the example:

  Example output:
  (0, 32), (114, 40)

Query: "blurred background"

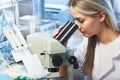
(0, 0), (120, 65)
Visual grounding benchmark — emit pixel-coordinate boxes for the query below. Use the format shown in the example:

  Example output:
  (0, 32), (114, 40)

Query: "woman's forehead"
(70, 6), (87, 19)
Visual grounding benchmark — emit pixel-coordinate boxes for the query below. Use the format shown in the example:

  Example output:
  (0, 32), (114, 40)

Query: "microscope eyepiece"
(54, 21), (78, 45)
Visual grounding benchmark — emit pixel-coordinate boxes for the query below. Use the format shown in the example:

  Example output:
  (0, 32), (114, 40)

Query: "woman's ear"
(98, 12), (106, 22)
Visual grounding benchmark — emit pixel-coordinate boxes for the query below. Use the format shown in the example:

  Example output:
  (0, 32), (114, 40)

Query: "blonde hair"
(68, 0), (119, 74)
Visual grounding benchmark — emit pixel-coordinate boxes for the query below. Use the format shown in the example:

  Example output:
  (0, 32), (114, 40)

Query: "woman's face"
(70, 6), (103, 38)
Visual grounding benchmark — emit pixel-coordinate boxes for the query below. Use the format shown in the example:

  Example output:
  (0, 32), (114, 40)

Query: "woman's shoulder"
(74, 37), (88, 57)
(80, 37), (88, 46)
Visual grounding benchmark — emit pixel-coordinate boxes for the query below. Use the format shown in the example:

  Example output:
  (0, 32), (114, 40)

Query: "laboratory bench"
(0, 61), (67, 80)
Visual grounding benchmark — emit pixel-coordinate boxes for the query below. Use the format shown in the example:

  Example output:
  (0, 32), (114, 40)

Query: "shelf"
(0, 0), (17, 10)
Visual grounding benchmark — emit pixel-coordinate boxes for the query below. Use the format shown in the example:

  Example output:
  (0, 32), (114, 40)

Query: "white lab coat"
(74, 36), (120, 80)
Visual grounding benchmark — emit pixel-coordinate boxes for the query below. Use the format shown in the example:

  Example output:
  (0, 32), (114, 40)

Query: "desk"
(1, 62), (67, 80)
(1, 62), (27, 79)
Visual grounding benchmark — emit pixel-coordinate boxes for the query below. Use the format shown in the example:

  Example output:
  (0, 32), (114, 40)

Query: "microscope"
(27, 21), (79, 79)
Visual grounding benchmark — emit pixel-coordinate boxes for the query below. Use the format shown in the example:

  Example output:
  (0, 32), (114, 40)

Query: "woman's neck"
(97, 27), (119, 45)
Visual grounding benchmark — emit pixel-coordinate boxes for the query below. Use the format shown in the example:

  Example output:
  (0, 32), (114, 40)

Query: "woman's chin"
(83, 34), (89, 38)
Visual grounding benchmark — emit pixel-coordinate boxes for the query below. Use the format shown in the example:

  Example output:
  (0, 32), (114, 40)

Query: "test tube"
(13, 25), (27, 47)
(3, 27), (17, 50)
(6, 27), (22, 49)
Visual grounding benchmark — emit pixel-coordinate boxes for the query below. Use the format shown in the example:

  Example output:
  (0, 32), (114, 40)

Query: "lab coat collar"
(95, 36), (120, 80)
(99, 52), (120, 80)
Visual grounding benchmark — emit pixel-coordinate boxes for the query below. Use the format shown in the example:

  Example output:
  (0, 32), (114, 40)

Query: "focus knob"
(52, 55), (63, 67)
(68, 56), (77, 64)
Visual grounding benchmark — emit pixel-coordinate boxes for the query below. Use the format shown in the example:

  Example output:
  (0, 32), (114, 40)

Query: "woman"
(54, 0), (120, 80)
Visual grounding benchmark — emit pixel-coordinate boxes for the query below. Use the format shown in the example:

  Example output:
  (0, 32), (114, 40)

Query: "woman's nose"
(75, 23), (81, 31)
(77, 25), (83, 32)
(74, 21), (78, 27)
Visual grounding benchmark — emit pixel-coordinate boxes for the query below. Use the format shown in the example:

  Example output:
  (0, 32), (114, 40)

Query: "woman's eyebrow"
(75, 17), (85, 20)
(71, 15), (85, 20)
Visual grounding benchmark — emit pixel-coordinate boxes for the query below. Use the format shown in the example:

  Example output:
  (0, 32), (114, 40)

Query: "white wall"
(45, 0), (69, 5)
(113, 0), (120, 13)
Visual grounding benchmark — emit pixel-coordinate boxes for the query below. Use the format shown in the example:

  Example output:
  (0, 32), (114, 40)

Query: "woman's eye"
(78, 20), (84, 23)
(77, 18), (84, 23)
